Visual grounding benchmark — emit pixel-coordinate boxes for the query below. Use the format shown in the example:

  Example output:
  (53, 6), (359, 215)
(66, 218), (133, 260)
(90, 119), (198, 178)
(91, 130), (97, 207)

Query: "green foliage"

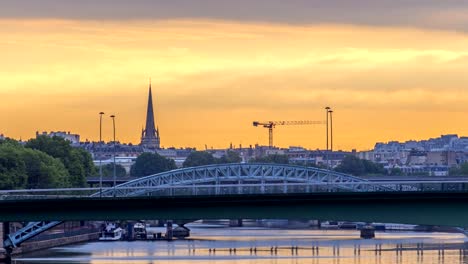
(335, 155), (384, 176)
(218, 151), (242, 164)
(250, 154), (289, 164)
(183, 150), (243, 167)
(449, 163), (468, 176)
(0, 143), (28, 189)
(183, 151), (217, 167)
(22, 148), (70, 188)
(97, 163), (127, 177)
(25, 136), (95, 187)
(412, 171), (430, 177)
(0, 138), (21, 146)
(0, 142), (70, 189)
(388, 167), (404, 176)
(130, 152), (176, 177)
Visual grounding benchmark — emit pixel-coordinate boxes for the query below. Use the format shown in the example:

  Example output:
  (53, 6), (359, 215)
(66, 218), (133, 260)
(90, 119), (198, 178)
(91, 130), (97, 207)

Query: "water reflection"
(13, 225), (468, 264)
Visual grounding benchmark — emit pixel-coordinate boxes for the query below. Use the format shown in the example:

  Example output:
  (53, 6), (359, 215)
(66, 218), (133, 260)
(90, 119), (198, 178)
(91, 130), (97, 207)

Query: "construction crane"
(253, 120), (325, 148)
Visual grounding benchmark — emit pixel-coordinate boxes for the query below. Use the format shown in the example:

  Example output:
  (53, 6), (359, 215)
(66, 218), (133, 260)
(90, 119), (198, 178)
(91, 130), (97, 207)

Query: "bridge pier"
(360, 224), (375, 239)
(0, 222), (10, 262)
(165, 221), (173, 240)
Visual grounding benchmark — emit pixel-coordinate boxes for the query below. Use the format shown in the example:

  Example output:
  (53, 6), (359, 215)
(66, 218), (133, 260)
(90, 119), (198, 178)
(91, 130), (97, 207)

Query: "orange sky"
(1, 19), (468, 150)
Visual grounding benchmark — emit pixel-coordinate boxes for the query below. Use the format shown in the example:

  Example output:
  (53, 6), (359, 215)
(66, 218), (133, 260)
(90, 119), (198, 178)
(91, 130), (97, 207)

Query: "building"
(94, 156), (137, 174)
(36, 131), (80, 144)
(426, 151), (457, 167)
(140, 82), (161, 149)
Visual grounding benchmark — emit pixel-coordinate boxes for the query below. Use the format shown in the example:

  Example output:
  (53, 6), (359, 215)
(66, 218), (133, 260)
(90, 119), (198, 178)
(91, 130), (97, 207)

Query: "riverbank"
(12, 231), (99, 255)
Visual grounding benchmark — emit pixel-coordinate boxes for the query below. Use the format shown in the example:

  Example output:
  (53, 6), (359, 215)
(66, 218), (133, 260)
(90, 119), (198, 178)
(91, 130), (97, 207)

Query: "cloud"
(2, 19), (468, 149)
(2, 0), (468, 31)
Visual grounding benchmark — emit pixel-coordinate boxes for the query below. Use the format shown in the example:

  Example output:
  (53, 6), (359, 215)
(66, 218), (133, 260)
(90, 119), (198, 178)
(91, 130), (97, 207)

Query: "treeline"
(127, 151), (291, 177)
(128, 151), (244, 177)
(180, 151), (386, 177)
(0, 136), (95, 189)
(0, 134), (394, 190)
(334, 155), (385, 176)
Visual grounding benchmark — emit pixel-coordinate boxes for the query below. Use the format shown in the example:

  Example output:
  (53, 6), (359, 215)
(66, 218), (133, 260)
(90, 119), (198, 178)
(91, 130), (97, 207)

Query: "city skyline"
(2, 1), (468, 150)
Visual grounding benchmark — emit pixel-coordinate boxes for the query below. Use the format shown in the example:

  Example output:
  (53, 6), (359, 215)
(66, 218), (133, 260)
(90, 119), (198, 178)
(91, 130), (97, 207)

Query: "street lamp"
(99, 112), (105, 196)
(328, 109), (334, 169)
(325, 107), (331, 168)
(110, 115), (116, 196)
(328, 109), (333, 152)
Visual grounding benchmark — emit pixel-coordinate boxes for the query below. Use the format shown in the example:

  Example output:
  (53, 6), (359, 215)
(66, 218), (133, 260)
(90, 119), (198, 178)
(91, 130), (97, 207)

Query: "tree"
(130, 152), (176, 177)
(0, 143), (28, 189)
(250, 154), (289, 164)
(98, 163), (127, 177)
(218, 151), (242, 164)
(183, 151), (217, 167)
(25, 136), (95, 187)
(335, 155), (365, 176)
(21, 148), (70, 188)
(335, 155), (384, 176)
(0, 142), (70, 189)
(388, 167), (404, 176)
(449, 163), (468, 176)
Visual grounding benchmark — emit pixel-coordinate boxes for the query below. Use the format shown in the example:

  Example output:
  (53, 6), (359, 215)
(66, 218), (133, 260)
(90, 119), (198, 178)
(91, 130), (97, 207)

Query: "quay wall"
(12, 232), (99, 255)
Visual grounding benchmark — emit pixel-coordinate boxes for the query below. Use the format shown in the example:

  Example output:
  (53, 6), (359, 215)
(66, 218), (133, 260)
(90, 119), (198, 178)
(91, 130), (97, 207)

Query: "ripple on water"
(14, 225), (468, 264)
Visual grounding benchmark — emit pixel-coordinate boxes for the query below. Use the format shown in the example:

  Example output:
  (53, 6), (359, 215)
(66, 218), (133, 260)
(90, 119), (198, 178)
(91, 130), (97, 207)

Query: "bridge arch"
(94, 163), (388, 197)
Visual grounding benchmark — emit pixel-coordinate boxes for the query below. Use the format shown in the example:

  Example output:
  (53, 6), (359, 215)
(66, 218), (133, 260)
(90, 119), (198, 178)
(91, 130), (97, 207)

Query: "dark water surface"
(13, 224), (468, 264)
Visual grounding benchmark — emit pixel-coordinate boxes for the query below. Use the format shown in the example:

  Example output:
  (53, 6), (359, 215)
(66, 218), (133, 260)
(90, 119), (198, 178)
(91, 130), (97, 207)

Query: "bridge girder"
(93, 163), (389, 197)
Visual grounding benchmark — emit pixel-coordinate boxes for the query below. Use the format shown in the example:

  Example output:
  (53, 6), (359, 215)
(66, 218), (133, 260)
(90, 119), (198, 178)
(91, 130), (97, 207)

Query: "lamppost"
(110, 115), (116, 196)
(328, 109), (333, 169)
(329, 109), (333, 151)
(99, 112), (105, 197)
(325, 107), (331, 168)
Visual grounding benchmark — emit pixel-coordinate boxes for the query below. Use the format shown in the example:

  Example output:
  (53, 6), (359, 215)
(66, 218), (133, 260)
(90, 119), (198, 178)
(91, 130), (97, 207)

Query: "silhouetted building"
(36, 131), (80, 144)
(140, 83), (161, 149)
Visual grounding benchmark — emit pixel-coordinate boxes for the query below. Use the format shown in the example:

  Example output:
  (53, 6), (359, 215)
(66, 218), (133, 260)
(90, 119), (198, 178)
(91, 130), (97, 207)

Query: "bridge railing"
(2, 181), (468, 199)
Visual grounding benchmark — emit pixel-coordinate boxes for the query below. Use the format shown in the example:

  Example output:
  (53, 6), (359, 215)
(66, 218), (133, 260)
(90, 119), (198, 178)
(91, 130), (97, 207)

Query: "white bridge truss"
(94, 163), (391, 197)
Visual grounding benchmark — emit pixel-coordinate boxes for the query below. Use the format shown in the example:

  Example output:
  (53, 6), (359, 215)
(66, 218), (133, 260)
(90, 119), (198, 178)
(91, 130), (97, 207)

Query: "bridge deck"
(2, 191), (468, 226)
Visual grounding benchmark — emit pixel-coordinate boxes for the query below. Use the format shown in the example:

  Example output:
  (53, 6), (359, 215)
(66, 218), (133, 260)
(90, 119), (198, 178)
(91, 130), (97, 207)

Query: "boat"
(371, 223), (386, 231)
(339, 222), (358, 229)
(320, 221), (339, 229)
(99, 223), (124, 241)
(172, 225), (190, 238)
(133, 223), (147, 240)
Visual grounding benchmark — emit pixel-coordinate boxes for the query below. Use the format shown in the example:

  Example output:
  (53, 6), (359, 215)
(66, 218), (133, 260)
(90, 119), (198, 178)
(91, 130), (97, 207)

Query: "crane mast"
(253, 120), (325, 148)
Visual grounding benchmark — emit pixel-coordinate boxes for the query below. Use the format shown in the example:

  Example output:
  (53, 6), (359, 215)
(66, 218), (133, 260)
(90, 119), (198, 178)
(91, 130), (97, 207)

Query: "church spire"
(145, 82), (156, 135)
(140, 80), (161, 149)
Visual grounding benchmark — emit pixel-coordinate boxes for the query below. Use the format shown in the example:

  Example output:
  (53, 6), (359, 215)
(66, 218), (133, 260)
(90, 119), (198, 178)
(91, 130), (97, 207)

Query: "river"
(13, 224), (468, 264)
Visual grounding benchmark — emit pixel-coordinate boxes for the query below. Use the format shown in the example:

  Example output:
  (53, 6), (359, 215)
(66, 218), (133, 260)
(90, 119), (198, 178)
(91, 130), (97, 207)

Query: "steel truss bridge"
(4, 163), (468, 249)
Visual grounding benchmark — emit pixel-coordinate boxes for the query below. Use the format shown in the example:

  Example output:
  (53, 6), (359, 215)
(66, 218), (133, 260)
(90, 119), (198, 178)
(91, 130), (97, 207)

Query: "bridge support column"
(360, 225), (375, 239)
(0, 222), (10, 262)
(165, 221), (173, 241)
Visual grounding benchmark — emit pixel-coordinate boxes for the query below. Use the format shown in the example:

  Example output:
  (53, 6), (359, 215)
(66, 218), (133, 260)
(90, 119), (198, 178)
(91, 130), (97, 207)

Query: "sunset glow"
(2, 18), (468, 150)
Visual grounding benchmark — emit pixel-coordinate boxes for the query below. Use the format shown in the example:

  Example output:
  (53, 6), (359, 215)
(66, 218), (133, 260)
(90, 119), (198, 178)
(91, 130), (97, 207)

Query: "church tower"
(140, 82), (161, 149)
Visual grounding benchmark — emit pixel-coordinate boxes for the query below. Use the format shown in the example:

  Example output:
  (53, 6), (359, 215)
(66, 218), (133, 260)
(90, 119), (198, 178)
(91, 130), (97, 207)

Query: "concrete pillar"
(0, 222), (4, 248)
(166, 221), (173, 240)
(360, 225), (375, 239)
(1, 222), (10, 248)
(0, 222), (9, 262)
